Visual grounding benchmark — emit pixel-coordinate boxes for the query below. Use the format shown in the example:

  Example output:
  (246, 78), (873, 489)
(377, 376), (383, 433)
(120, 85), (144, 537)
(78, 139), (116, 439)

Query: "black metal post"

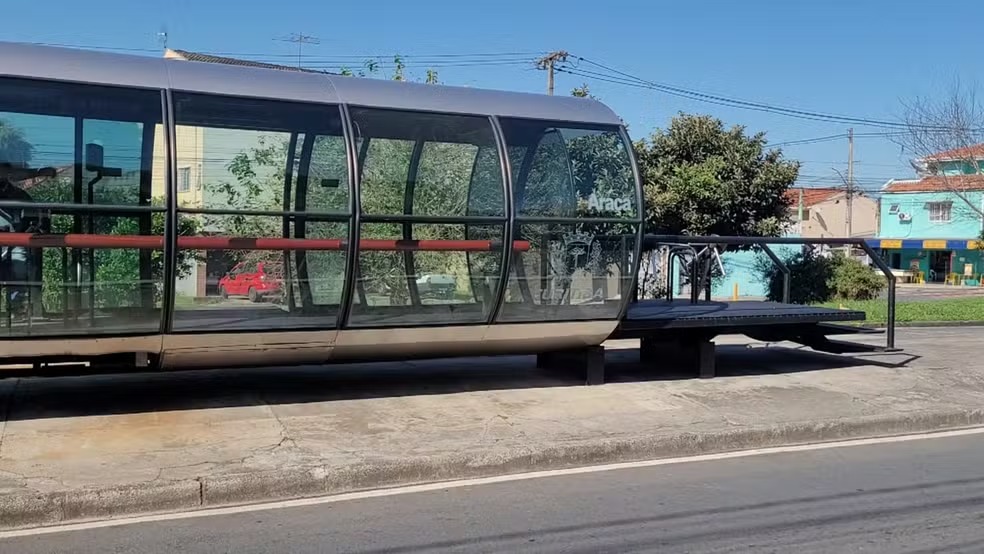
(702, 253), (712, 302)
(294, 133), (316, 312)
(402, 140), (424, 308)
(860, 241), (897, 349)
(689, 250), (701, 304)
(282, 132), (298, 313)
(759, 244), (791, 304)
(666, 251), (676, 302)
(486, 116), (514, 325)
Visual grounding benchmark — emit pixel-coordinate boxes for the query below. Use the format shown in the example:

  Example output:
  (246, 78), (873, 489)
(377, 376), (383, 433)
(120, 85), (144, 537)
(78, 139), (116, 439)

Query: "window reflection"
(172, 93), (349, 330)
(498, 223), (637, 322)
(348, 108), (507, 327)
(351, 108), (504, 218)
(0, 78), (164, 336)
(497, 118), (638, 323)
(499, 120), (637, 219)
(351, 223), (503, 326)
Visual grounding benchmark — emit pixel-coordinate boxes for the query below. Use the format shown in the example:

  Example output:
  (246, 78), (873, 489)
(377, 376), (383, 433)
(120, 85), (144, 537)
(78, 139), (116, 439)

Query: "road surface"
(4, 432), (984, 553)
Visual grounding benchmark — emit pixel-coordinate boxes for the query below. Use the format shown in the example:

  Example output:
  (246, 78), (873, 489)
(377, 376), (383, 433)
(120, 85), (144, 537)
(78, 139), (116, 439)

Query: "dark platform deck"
(617, 300), (866, 335)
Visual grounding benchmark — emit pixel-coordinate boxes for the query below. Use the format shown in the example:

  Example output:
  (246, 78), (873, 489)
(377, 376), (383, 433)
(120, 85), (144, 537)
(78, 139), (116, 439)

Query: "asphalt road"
(5, 433), (984, 553)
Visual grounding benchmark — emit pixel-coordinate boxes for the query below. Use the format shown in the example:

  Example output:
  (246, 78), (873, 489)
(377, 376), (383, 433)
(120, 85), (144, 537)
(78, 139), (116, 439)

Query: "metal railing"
(641, 235), (898, 349)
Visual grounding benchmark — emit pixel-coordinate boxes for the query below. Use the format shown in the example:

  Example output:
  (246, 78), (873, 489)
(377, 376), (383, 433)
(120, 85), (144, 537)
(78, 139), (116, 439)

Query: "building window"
(801, 208), (811, 222)
(928, 202), (951, 223)
(888, 204), (900, 214)
(177, 167), (191, 192)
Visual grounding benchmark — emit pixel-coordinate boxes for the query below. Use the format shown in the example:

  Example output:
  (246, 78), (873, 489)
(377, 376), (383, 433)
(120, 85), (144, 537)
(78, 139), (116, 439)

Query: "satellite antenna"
(157, 26), (169, 52)
(276, 33), (320, 68)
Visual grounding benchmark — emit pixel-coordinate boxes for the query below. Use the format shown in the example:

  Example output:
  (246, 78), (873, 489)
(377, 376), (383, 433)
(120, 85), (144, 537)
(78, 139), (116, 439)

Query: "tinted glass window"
(348, 108), (506, 327)
(497, 119), (638, 322)
(352, 108), (504, 217)
(499, 120), (637, 219)
(0, 77), (164, 336)
(172, 94), (349, 331)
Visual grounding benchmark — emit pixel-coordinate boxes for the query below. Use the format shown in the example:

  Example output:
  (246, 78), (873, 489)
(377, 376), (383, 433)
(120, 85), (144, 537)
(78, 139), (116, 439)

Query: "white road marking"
(4, 425), (984, 538)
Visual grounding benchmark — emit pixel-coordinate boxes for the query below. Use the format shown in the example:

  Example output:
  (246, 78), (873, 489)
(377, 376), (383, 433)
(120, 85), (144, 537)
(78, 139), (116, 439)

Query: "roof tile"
(883, 175), (984, 193)
(167, 49), (331, 74)
(784, 187), (843, 207)
(924, 144), (984, 161)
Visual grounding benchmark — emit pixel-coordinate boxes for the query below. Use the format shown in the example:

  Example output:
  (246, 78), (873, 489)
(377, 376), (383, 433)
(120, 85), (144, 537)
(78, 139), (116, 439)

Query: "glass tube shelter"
(0, 42), (643, 368)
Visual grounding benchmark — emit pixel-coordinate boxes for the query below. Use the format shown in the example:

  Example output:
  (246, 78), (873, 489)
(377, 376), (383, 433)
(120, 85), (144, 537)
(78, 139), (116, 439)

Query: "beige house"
(785, 187), (878, 239)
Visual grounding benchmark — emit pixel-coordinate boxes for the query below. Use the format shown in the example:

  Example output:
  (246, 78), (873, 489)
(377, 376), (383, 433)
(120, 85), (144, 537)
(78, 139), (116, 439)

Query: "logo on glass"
(586, 192), (631, 215)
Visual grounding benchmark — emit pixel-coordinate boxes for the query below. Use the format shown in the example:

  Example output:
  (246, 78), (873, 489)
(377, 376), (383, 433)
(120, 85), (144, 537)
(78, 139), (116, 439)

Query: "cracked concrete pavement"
(2, 327), (984, 529)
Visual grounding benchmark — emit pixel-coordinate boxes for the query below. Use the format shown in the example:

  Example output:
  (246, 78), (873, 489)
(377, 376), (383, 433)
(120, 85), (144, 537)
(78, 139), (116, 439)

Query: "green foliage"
(635, 114), (799, 238)
(338, 56), (437, 84)
(0, 119), (33, 165)
(757, 249), (885, 304)
(831, 256), (886, 301)
(570, 84), (594, 99)
(821, 297), (984, 324)
(757, 248), (835, 304)
(28, 174), (201, 311)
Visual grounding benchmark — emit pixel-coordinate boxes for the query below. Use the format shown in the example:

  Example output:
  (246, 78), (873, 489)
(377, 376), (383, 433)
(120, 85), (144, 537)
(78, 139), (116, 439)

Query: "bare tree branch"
(894, 79), (984, 216)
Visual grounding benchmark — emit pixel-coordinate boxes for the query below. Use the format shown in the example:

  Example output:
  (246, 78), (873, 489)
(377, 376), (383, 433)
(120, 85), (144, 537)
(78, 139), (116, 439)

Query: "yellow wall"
(150, 124), (206, 208)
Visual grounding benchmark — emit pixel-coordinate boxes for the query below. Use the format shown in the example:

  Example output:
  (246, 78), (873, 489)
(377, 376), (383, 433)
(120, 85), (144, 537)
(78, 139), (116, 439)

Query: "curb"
(3, 408), (984, 531)
(894, 321), (984, 328)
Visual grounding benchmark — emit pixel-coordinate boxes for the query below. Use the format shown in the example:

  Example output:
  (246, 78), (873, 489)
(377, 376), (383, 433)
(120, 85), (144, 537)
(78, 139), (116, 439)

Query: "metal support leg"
(640, 336), (660, 363)
(693, 340), (716, 379)
(642, 337), (716, 378)
(536, 346), (606, 385)
(583, 346), (605, 385)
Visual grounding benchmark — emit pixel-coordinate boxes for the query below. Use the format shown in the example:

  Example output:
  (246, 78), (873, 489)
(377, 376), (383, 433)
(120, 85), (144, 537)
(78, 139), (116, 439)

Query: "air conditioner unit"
(898, 212), (912, 222)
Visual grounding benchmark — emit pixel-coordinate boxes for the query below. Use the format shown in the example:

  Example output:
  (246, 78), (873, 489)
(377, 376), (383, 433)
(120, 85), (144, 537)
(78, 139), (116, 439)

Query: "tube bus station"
(0, 42), (896, 382)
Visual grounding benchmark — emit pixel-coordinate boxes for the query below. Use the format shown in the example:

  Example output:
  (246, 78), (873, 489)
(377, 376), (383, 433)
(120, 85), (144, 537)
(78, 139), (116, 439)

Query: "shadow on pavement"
(0, 344), (915, 422)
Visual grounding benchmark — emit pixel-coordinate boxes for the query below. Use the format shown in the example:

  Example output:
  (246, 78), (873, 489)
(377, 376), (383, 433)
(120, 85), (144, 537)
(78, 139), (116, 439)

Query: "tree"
(0, 119), (33, 166)
(339, 56), (438, 83)
(897, 80), (984, 220)
(634, 113), (800, 238)
(570, 84), (594, 99)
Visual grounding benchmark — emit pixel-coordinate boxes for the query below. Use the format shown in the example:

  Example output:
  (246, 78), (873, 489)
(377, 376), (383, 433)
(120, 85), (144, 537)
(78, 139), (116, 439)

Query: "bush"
(757, 248), (886, 304)
(831, 256), (885, 300)
(757, 248), (835, 304)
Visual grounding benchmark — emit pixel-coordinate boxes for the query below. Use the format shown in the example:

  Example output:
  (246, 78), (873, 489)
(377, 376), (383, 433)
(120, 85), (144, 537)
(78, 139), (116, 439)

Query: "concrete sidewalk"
(1, 328), (983, 530)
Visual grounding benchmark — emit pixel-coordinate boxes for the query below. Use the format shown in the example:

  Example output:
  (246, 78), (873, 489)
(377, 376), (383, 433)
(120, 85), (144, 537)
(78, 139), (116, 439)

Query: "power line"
(561, 56), (971, 132)
(770, 134), (848, 147)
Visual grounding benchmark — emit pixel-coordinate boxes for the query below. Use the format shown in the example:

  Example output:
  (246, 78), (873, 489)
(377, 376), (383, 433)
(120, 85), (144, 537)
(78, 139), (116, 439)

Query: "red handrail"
(0, 233), (531, 252)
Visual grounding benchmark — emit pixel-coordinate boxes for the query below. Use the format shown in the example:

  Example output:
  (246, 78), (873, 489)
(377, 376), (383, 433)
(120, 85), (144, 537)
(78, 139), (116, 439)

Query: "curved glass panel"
(348, 108), (506, 327)
(171, 93), (349, 331)
(351, 108), (505, 218)
(500, 119), (637, 219)
(0, 77), (164, 336)
(497, 118), (639, 322)
(498, 222), (637, 322)
(351, 222), (503, 326)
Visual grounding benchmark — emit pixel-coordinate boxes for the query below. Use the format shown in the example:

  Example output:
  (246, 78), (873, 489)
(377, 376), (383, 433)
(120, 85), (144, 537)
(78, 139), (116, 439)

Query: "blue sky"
(3, 0), (976, 194)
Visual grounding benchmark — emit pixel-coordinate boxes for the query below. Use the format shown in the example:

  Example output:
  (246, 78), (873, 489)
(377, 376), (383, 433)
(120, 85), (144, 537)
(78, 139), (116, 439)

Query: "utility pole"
(846, 128), (854, 240)
(536, 51), (568, 95)
(276, 33), (320, 68)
